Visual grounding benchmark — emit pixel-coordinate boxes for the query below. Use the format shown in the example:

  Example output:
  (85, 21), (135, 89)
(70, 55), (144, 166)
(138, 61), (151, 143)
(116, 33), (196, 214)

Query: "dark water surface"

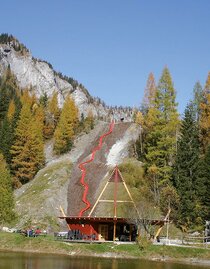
(0, 251), (209, 269)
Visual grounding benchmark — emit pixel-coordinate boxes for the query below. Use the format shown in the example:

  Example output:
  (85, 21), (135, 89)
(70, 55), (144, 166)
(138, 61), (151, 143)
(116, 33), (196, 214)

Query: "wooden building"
(59, 166), (168, 241)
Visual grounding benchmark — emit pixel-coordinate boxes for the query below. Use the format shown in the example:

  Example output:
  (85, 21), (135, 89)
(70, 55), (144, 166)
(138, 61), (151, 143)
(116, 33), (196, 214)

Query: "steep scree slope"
(67, 122), (141, 217)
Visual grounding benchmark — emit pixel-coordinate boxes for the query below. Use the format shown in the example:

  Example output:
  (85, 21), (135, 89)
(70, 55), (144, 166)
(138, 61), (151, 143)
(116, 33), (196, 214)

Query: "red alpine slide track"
(78, 121), (114, 217)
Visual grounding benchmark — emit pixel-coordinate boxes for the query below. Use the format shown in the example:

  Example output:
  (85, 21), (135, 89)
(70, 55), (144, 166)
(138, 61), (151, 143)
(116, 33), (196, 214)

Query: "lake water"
(0, 251), (209, 269)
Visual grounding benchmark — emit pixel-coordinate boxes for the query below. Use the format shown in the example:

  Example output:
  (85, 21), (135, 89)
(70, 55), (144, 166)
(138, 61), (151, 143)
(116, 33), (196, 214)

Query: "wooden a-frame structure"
(88, 165), (140, 217)
(87, 165), (140, 240)
(59, 166), (169, 241)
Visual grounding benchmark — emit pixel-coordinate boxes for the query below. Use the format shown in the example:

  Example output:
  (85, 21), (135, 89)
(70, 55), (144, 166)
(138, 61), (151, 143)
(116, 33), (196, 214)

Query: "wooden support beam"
(99, 200), (134, 203)
(122, 182), (141, 219)
(60, 205), (66, 217)
(88, 181), (109, 217)
(59, 206), (70, 230)
(154, 208), (171, 241)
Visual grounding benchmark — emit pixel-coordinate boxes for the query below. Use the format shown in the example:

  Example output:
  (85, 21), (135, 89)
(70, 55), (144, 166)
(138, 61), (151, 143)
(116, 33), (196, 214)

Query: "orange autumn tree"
(54, 95), (79, 154)
(43, 91), (60, 139)
(142, 72), (157, 113)
(7, 99), (16, 122)
(136, 73), (157, 160)
(200, 72), (210, 154)
(11, 98), (44, 186)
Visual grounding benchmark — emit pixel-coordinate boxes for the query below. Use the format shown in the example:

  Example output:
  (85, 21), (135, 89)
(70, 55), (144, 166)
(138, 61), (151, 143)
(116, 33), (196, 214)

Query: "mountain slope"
(14, 122), (141, 229)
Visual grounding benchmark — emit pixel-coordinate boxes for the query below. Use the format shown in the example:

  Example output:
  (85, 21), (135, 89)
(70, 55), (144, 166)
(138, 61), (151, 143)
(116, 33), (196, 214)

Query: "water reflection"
(0, 251), (209, 269)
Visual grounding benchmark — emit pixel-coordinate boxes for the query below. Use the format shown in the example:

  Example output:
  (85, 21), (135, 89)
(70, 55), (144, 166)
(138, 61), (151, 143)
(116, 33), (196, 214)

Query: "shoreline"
(1, 246), (210, 267)
(0, 232), (210, 266)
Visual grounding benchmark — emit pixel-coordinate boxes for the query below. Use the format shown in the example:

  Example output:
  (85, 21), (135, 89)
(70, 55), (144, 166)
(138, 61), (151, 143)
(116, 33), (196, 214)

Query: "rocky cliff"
(0, 36), (133, 121)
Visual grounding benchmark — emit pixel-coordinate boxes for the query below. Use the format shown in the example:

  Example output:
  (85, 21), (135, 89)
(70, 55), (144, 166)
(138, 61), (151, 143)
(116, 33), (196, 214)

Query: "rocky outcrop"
(0, 40), (133, 121)
(0, 43), (107, 118)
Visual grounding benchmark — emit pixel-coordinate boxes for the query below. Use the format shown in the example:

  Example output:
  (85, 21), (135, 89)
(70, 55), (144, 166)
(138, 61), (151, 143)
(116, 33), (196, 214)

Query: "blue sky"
(1, 0), (210, 114)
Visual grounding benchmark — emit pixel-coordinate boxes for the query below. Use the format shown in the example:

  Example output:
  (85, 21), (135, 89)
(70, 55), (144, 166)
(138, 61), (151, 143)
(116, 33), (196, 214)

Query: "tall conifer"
(193, 81), (203, 121)
(141, 72), (157, 113)
(0, 153), (15, 223)
(145, 67), (179, 203)
(11, 103), (44, 186)
(173, 103), (202, 228)
(200, 72), (210, 154)
(54, 95), (79, 154)
(136, 73), (157, 160)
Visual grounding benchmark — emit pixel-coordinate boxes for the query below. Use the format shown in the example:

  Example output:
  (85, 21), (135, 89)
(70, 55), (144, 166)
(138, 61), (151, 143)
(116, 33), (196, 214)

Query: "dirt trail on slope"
(67, 122), (138, 216)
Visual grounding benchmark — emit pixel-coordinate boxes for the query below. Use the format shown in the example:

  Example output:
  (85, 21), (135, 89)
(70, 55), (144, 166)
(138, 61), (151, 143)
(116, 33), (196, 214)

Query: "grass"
(0, 232), (210, 262)
(16, 160), (72, 202)
(14, 160), (72, 229)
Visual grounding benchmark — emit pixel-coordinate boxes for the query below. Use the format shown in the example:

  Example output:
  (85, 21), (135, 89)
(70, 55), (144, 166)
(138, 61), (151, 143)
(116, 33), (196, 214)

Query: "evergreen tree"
(203, 147), (210, 220)
(0, 97), (21, 165)
(0, 153), (15, 223)
(84, 110), (94, 132)
(0, 118), (13, 163)
(173, 103), (202, 228)
(54, 95), (79, 154)
(195, 145), (210, 221)
(192, 81), (203, 121)
(39, 92), (48, 108)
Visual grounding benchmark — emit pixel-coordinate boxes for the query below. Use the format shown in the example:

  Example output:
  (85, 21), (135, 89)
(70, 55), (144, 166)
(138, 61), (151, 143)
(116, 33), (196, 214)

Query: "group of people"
(21, 227), (46, 237)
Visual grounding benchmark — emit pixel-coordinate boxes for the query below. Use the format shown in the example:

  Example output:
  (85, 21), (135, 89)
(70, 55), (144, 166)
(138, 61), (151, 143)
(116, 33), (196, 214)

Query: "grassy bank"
(0, 232), (210, 263)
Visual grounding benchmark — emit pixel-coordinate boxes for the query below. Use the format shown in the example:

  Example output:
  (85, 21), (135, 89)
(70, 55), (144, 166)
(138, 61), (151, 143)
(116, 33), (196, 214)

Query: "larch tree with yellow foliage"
(44, 91), (60, 139)
(54, 95), (79, 154)
(136, 73), (157, 161)
(11, 102), (44, 186)
(141, 72), (157, 113)
(142, 68), (180, 204)
(199, 72), (210, 154)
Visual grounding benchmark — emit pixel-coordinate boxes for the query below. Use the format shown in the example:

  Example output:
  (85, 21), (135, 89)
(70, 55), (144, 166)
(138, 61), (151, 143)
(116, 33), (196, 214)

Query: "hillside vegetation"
(14, 160), (72, 230)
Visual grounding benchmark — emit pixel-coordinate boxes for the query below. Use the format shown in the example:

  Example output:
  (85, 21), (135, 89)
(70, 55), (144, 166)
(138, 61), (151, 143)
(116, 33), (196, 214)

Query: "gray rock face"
(0, 42), (134, 121)
(0, 44), (107, 118)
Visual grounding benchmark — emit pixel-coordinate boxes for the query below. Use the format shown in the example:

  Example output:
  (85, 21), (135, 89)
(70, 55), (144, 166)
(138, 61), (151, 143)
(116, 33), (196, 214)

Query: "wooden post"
(113, 221), (116, 241)
(88, 181), (109, 217)
(129, 224), (132, 242)
(137, 224), (141, 241)
(59, 205), (66, 217)
(114, 167), (118, 218)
